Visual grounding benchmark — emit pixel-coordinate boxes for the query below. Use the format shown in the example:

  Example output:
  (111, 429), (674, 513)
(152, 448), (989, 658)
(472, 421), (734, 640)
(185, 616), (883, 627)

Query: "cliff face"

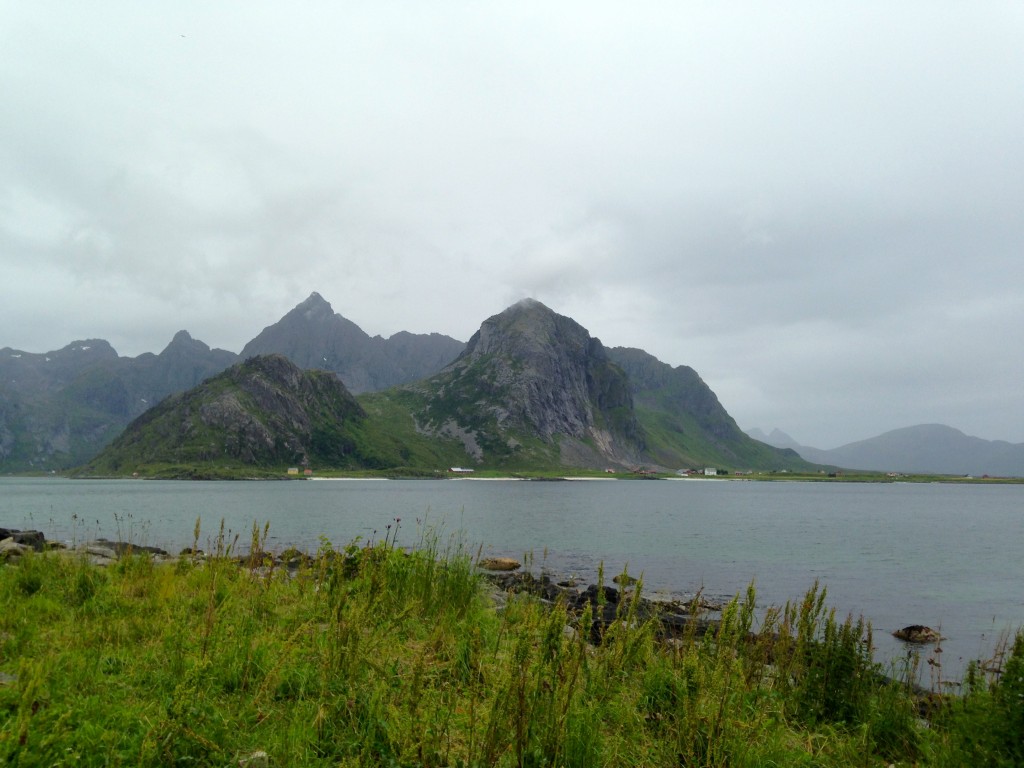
(81, 354), (367, 473)
(240, 292), (464, 393)
(412, 299), (644, 467)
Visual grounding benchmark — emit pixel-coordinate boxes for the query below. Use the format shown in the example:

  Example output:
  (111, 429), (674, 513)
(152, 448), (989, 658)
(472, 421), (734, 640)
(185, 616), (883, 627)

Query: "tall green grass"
(0, 526), (1021, 766)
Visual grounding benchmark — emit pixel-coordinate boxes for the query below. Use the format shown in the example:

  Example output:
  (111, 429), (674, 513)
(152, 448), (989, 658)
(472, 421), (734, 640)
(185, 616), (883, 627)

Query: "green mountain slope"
(79, 354), (471, 477)
(608, 347), (812, 471)
(79, 355), (367, 476)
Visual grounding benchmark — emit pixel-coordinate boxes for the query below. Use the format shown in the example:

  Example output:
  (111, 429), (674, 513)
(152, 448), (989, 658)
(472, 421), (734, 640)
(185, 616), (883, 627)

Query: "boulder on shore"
(0, 529), (46, 552)
(478, 557), (522, 571)
(0, 538), (32, 561)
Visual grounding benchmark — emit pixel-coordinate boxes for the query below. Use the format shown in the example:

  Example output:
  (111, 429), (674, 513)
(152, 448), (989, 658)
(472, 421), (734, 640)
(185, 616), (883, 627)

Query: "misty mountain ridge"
(747, 424), (1024, 477)
(0, 291), (871, 475)
(0, 332), (238, 470)
(240, 292), (464, 394)
(0, 295), (463, 471)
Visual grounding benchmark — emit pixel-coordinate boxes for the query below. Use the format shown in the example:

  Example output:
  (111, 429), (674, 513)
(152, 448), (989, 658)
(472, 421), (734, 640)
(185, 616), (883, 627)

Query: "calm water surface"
(3, 476), (1021, 681)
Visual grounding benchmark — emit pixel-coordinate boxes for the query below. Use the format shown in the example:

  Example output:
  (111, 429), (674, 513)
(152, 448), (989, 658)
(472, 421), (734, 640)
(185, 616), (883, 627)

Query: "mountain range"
(83, 297), (810, 475)
(747, 425), (1024, 477)
(0, 293), (465, 472)
(6, 293), (810, 475)
(8, 292), (1015, 477)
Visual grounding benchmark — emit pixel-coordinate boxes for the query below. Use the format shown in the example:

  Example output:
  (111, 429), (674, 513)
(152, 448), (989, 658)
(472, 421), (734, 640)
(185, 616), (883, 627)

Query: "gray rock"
(478, 557), (522, 571)
(237, 751), (269, 768)
(414, 299), (644, 468)
(0, 529), (46, 551)
(83, 544), (118, 560)
(0, 538), (31, 559)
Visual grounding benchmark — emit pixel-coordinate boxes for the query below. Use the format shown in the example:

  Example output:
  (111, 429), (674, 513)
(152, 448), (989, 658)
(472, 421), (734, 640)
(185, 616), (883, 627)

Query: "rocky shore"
(2, 527), (943, 668)
(1, 528), (724, 641)
(480, 567), (724, 645)
(1, 527), (176, 566)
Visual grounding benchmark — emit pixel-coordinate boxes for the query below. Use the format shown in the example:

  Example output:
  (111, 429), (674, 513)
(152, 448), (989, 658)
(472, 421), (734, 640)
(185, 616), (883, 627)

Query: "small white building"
(703, 467), (718, 476)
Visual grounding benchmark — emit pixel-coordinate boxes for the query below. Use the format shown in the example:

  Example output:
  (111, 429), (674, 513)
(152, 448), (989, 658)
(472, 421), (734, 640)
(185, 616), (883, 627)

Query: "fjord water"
(3, 477), (1021, 681)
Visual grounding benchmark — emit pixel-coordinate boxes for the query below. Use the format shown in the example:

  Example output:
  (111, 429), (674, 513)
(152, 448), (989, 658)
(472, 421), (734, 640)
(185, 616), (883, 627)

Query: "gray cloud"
(2, 2), (1022, 447)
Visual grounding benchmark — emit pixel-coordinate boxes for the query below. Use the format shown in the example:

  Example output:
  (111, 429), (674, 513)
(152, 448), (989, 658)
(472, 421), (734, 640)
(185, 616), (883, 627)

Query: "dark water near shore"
(3, 476), (1022, 683)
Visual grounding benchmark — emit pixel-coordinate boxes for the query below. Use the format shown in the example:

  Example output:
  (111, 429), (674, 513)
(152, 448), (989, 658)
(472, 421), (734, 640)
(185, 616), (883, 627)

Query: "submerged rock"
(893, 625), (944, 644)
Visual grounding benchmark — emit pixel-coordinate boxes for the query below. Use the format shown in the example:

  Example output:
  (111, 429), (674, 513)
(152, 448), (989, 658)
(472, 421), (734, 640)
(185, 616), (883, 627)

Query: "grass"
(1, 526), (1021, 766)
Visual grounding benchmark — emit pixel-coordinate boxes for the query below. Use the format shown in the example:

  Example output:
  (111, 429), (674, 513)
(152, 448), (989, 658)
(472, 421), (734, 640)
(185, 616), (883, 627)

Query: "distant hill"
(240, 292), (465, 393)
(747, 424), (1024, 477)
(745, 427), (804, 452)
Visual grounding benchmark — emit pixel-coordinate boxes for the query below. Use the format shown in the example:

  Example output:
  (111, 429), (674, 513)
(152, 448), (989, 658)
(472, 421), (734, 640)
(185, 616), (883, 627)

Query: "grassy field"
(1, 524), (1021, 766)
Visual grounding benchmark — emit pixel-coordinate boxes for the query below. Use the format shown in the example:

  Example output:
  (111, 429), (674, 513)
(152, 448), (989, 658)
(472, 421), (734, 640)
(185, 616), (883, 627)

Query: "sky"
(2, 2), (1022, 449)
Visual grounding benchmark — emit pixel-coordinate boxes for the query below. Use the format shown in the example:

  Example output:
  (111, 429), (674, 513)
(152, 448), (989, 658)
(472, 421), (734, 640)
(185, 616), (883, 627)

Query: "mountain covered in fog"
(747, 424), (1024, 477)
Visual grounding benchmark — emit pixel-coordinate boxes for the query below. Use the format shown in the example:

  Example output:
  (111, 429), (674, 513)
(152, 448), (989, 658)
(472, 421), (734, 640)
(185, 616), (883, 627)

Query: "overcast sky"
(2, 2), (1022, 448)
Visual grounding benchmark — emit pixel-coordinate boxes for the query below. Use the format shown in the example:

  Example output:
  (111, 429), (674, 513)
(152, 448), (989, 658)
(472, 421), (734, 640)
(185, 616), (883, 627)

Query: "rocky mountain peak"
(295, 291), (335, 320)
(162, 330), (211, 356)
(57, 339), (119, 360)
(420, 300), (642, 467)
(240, 294), (463, 394)
(461, 298), (596, 363)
